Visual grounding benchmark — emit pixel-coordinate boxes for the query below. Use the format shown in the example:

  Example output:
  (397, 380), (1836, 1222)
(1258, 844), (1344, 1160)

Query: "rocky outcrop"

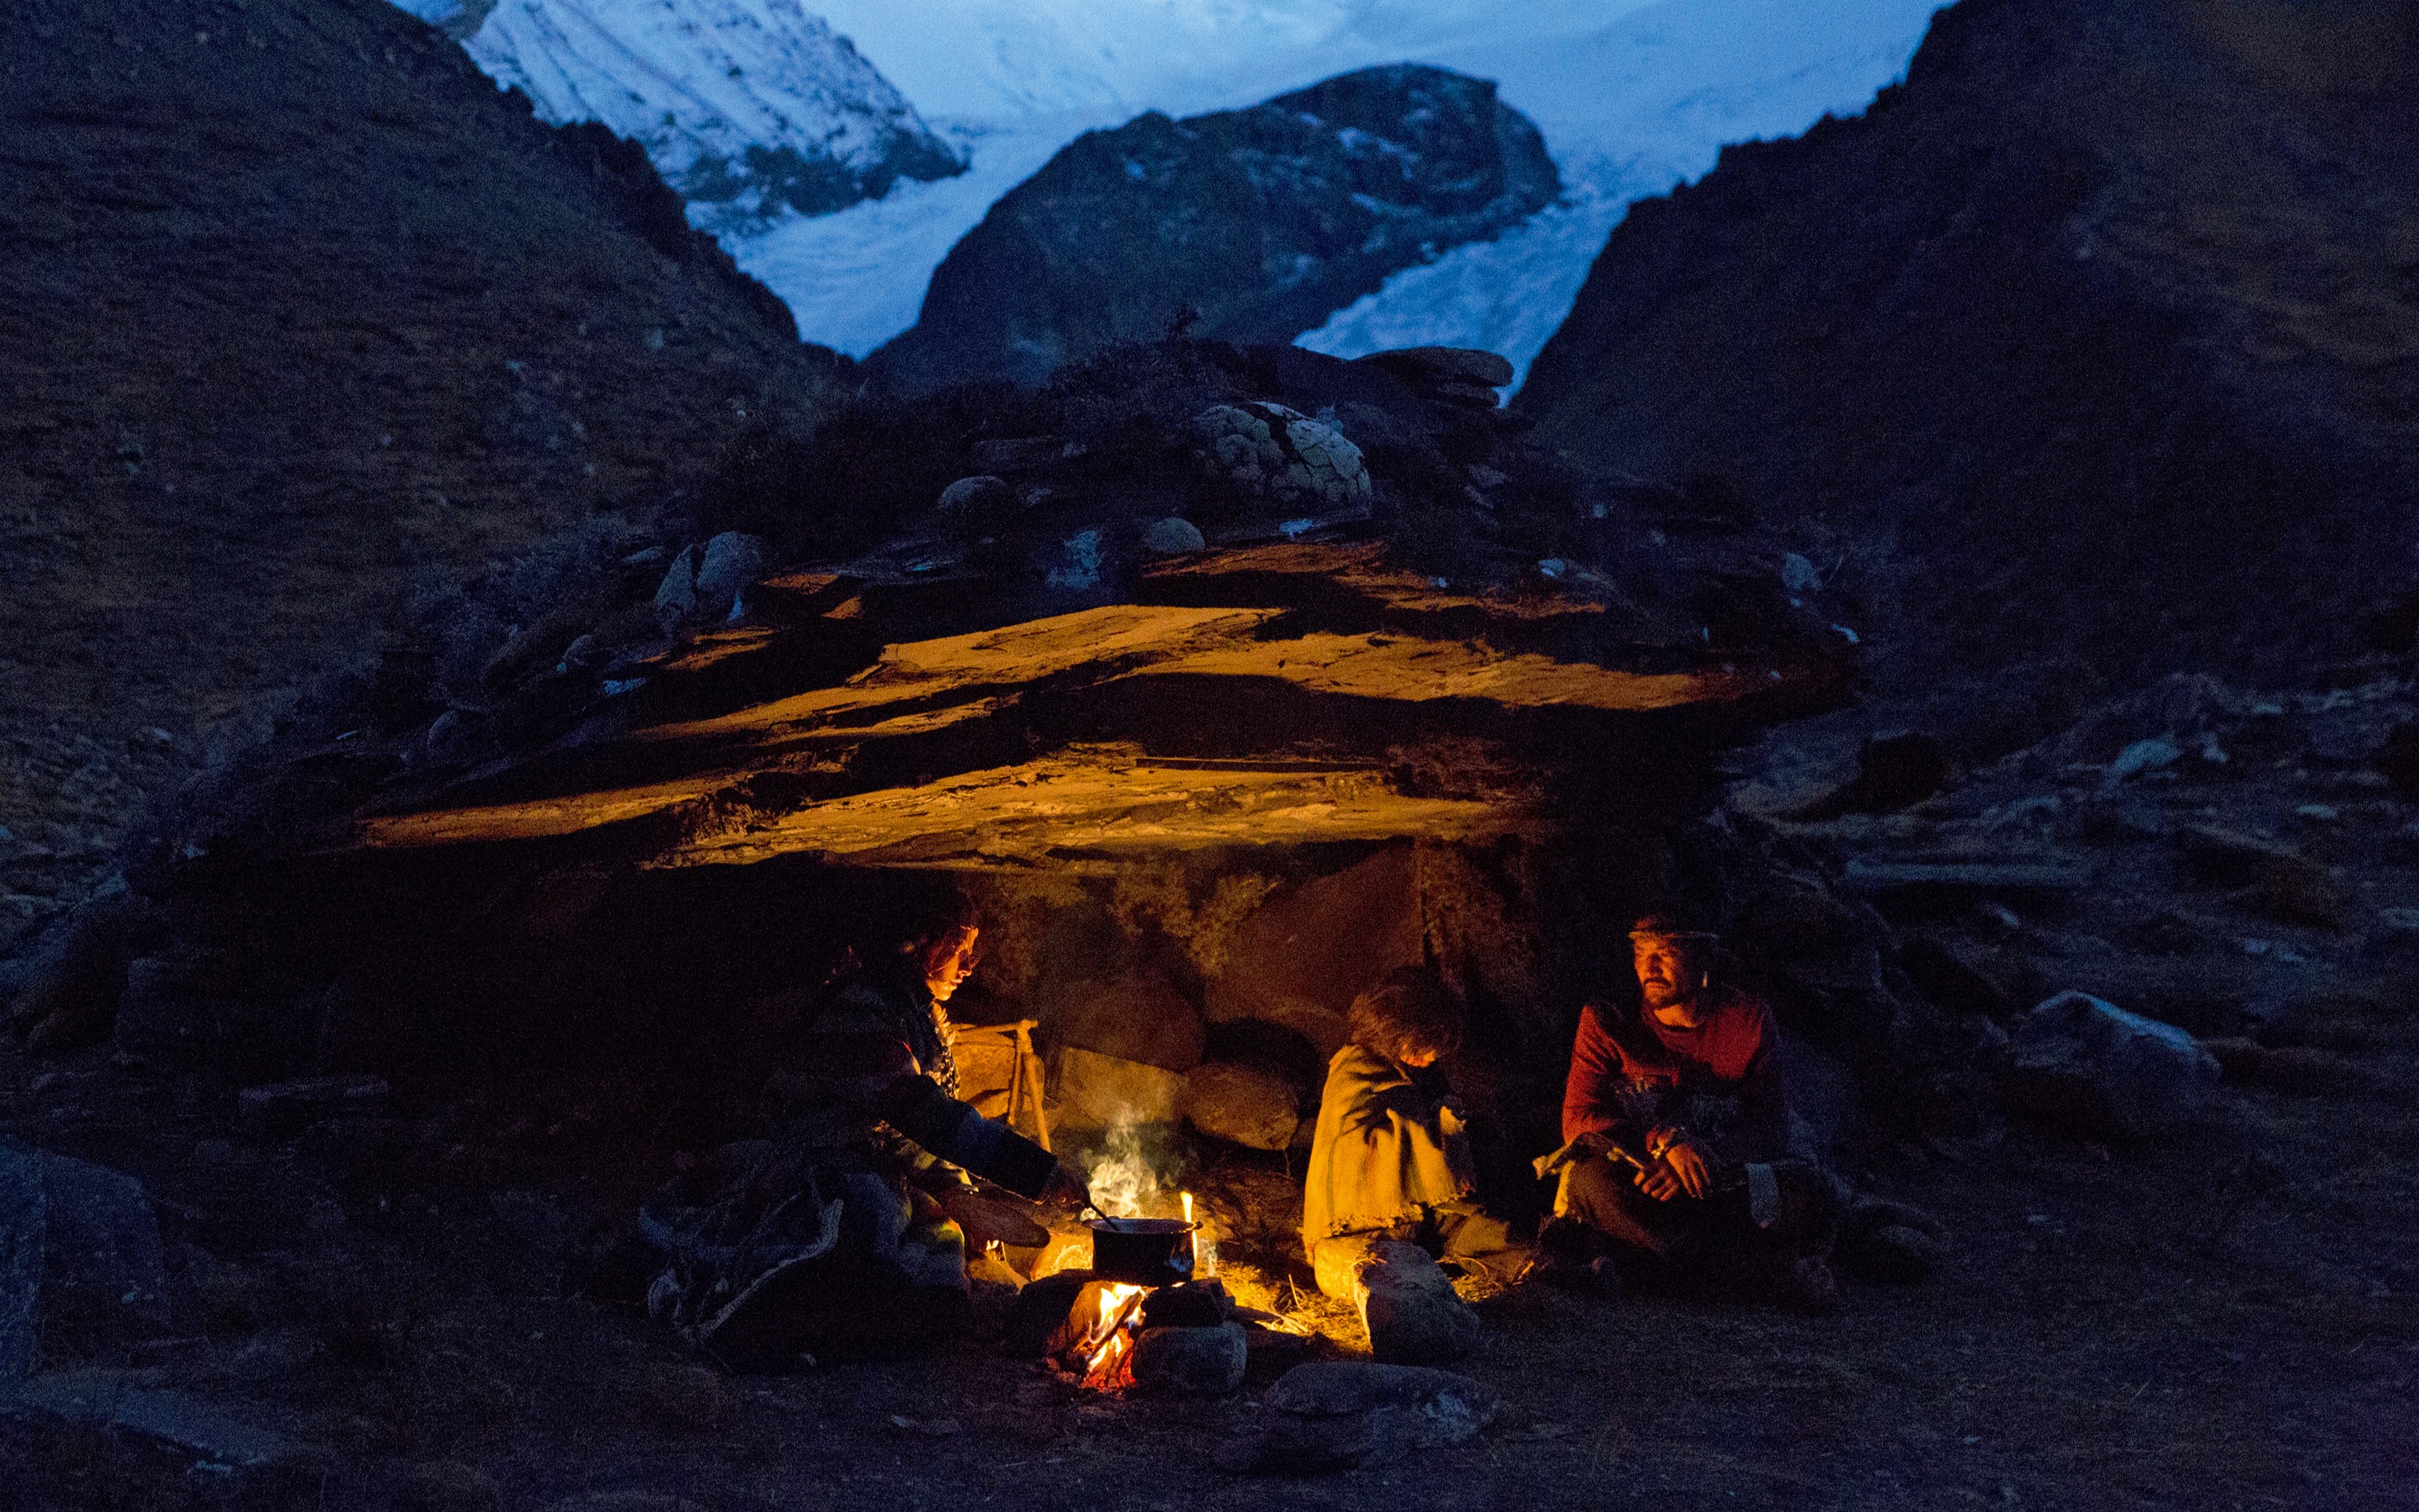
(1516, 0), (2419, 704)
(870, 65), (1558, 392)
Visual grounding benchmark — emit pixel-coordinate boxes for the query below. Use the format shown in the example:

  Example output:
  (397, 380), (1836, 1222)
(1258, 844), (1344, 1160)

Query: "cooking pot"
(1086, 1217), (1195, 1287)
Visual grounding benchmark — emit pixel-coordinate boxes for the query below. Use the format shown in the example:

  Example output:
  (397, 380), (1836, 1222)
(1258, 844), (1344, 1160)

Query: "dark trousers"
(1558, 1154), (1834, 1288)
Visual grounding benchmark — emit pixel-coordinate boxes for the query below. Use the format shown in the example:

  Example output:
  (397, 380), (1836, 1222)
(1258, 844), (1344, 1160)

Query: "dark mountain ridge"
(1517, 0), (2419, 729)
(0, 0), (845, 949)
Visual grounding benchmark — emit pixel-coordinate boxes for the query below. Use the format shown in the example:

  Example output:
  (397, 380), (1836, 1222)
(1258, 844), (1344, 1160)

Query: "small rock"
(1140, 1279), (1233, 1330)
(1004, 1268), (1095, 1358)
(2200, 1037), (2372, 1095)
(2002, 991), (2220, 1137)
(1351, 1241), (1480, 1364)
(1140, 517), (1207, 556)
(1181, 1061), (1300, 1151)
(2105, 737), (2182, 785)
(1128, 1321), (1247, 1394)
(7, 1367), (304, 1469)
(2174, 825), (2347, 926)
(1223, 1359), (1500, 1475)
(6, 897), (142, 1053)
(238, 1075), (390, 1140)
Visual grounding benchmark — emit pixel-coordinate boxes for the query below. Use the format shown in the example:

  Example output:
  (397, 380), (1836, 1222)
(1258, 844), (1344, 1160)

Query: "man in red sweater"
(1543, 916), (1836, 1307)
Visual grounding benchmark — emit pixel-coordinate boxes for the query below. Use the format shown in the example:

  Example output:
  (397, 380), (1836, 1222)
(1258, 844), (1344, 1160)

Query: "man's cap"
(1629, 912), (1718, 942)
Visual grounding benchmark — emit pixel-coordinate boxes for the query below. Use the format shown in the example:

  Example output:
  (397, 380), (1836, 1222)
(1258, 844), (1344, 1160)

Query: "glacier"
(390, 0), (1946, 383)
(739, 0), (1945, 376)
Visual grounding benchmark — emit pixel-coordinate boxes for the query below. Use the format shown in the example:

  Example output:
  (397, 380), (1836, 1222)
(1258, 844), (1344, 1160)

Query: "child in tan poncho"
(1300, 972), (1526, 1296)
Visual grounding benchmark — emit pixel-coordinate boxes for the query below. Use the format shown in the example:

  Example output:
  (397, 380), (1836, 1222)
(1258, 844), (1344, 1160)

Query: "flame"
(1079, 1282), (1149, 1389)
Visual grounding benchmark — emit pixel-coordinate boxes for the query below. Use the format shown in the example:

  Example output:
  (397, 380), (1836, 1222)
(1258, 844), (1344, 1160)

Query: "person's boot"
(1526, 1218), (1615, 1299)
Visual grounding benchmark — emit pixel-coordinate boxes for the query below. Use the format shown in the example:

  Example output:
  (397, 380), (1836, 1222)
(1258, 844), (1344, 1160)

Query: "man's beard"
(1640, 978), (1686, 1010)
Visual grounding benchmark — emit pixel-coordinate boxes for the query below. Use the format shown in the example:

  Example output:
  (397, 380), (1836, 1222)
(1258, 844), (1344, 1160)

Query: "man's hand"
(1632, 1133), (1714, 1202)
(1038, 1164), (1091, 1212)
(1437, 1095), (1468, 1140)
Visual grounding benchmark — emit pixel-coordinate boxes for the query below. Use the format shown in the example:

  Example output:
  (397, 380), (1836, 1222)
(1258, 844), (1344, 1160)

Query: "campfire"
(1018, 1121), (1252, 1391)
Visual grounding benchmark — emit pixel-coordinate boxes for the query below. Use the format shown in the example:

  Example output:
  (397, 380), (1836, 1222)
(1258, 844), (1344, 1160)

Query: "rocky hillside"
(1517, 0), (2419, 728)
(869, 65), (1560, 393)
(450, 0), (965, 226)
(0, 0), (848, 953)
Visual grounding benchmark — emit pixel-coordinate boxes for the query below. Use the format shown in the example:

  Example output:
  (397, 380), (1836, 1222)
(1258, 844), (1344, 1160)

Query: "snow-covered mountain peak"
(429, 0), (965, 222)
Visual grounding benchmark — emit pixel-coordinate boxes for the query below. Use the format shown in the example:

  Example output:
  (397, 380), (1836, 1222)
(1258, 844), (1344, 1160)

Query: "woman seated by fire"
(1300, 970), (1530, 1297)
(639, 884), (1080, 1369)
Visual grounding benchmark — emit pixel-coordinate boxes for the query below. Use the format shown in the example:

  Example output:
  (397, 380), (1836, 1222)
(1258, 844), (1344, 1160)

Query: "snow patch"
(452, 0), (961, 221)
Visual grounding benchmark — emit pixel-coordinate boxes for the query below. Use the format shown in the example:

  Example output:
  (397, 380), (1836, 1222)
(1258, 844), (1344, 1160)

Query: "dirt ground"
(7, 672), (2418, 1512)
(3, 1018), (2412, 1512)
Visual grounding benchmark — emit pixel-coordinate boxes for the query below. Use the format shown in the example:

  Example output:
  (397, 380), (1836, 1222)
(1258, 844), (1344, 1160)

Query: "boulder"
(1359, 347), (1515, 390)
(692, 532), (767, 621)
(2003, 991), (2220, 1137)
(1051, 1046), (1187, 1131)
(1193, 403), (1371, 509)
(1351, 1241), (1480, 1365)
(1264, 1360), (1500, 1433)
(651, 544), (700, 618)
(5, 897), (144, 1054)
(2173, 825), (2348, 928)
(3, 1368), (306, 1472)
(935, 476), (1021, 538)
(1223, 1359), (1499, 1475)
(1129, 1321), (1247, 1394)
(1203, 849), (1426, 1056)
(2, 1148), (173, 1372)
(1140, 517), (1207, 556)
(1051, 971), (1205, 1072)
(868, 66), (1557, 392)
(1181, 1061), (1300, 1150)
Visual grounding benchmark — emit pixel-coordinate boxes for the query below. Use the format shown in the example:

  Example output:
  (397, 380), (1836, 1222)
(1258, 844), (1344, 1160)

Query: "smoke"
(1081, 1113), (1181, 1217)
